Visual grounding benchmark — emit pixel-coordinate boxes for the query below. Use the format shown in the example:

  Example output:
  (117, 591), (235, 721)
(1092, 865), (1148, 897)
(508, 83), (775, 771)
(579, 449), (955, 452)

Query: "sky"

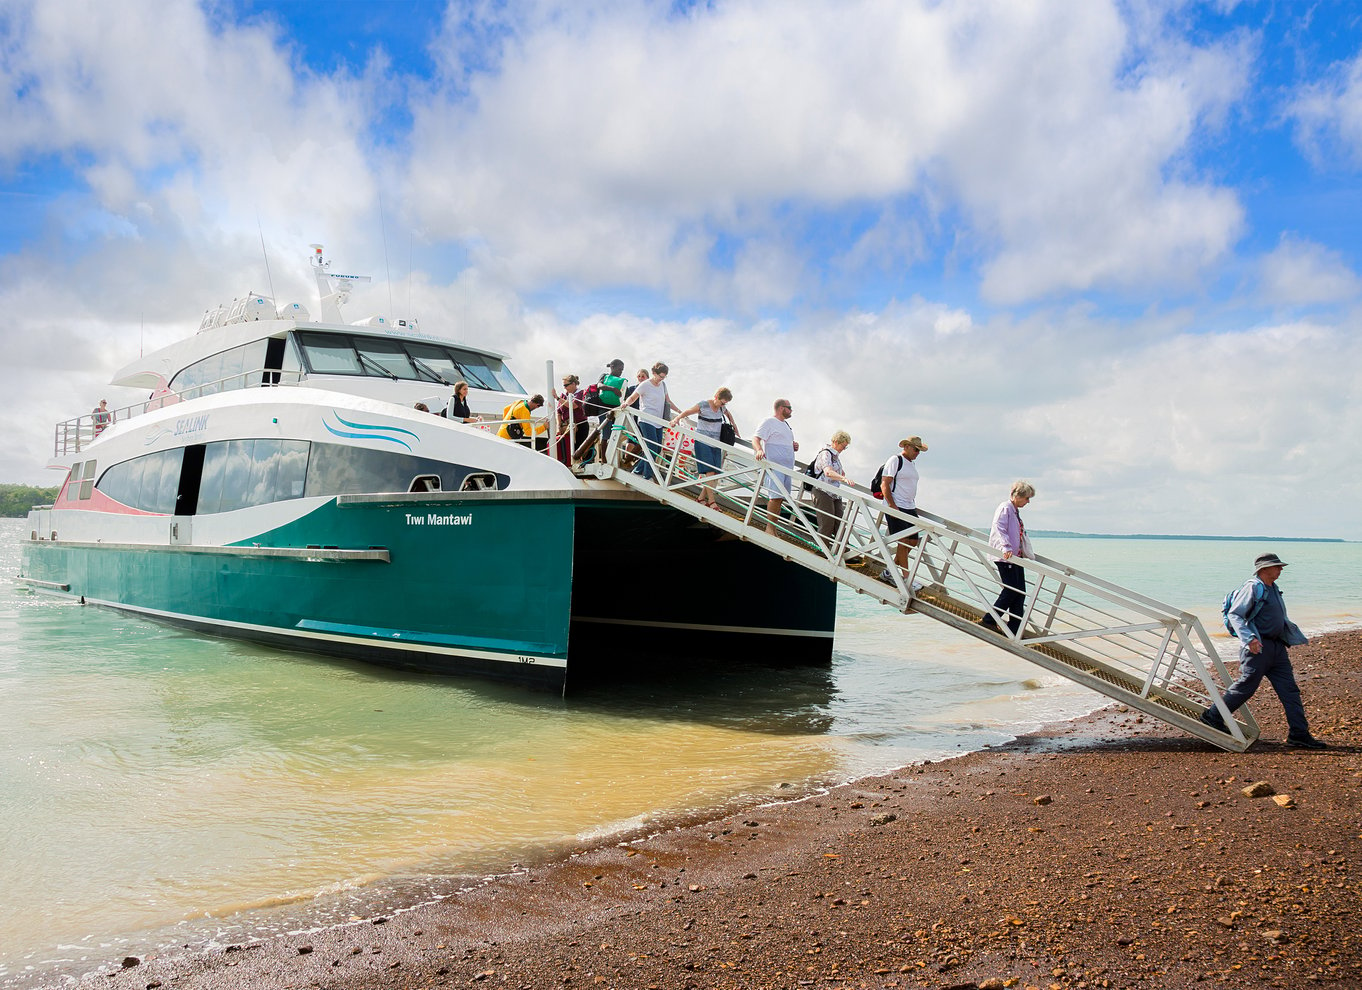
(2, 0), (1360, 539)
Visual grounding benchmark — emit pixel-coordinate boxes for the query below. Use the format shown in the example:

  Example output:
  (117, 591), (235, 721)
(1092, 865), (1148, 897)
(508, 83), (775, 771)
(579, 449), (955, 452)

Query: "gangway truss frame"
(592, 407), (1259, 752)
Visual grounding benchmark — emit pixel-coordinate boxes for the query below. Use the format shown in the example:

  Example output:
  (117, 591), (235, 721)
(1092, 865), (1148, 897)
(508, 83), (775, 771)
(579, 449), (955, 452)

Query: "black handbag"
(719, 421), (737, 445)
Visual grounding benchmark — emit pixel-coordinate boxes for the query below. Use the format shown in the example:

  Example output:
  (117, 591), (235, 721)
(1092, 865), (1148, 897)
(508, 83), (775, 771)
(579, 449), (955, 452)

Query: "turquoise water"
(2, 517), (1358, 982)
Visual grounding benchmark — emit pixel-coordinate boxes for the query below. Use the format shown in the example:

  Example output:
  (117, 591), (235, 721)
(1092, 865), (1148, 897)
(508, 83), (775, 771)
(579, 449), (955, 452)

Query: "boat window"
(94, 449), (183, 513)
(79, 460), (97, 500)
(297, 332), (363, 375)
(410, 475), (441, 492)
(100, 441), (308, 515)
(354, 337), (420, 380)
(460, 472), (498, 491)
(304, 441), (507, 497)
(170, 340), (268, 397)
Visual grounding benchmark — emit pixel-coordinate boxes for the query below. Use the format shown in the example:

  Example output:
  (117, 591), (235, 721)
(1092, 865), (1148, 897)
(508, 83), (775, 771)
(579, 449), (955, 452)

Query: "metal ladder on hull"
(590, 408), (1259, 751)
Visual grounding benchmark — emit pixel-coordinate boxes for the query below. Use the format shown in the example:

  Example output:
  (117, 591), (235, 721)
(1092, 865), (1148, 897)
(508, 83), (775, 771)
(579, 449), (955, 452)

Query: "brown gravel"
(57, 630), (1362, 990)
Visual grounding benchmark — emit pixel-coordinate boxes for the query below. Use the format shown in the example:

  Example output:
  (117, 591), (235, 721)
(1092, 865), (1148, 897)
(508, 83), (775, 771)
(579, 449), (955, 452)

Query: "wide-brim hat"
(899, 436), (928, 451)
(1254, 552), (1288, 573)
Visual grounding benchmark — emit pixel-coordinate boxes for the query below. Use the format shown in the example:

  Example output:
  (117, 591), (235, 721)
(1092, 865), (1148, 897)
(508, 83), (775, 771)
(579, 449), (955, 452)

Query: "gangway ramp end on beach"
(588, 408), (1260, 752)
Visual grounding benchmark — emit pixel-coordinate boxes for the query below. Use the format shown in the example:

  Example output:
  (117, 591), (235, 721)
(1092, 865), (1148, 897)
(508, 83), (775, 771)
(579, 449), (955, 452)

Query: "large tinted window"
(95, 448), (184, 513)
(170, 340), (268, 396)
(304, 442), (506, 496)
(297, 331), (522, 392)
(354, 337), (419, 379)
(297, 332), (362, 374)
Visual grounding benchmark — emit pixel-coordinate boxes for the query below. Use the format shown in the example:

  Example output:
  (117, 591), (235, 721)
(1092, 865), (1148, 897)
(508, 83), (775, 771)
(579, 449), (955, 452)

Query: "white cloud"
(1287, 45), (1362, 166)
(1256, 235), (1362, 306)
(406, 0), (1249, 308)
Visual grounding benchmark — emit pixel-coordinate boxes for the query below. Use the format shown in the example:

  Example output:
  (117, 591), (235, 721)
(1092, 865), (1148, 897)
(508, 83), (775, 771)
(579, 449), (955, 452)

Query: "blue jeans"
(632, 421), (666, 479)
(1215, 640), (1310, 737)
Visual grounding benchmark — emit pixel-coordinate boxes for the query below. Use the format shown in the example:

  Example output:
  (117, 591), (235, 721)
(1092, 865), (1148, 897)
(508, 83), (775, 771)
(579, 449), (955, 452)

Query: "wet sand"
(56, 630), (1361, 990)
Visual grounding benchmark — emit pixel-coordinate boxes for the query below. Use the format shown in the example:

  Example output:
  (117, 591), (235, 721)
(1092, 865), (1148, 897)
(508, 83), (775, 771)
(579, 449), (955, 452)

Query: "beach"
(55, 627), (1359, 990)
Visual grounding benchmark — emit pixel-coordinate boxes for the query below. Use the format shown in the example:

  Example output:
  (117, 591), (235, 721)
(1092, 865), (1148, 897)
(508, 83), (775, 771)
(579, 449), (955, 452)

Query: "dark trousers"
(1218, 640), (1310, 737)
(989, 560), (1026, 634)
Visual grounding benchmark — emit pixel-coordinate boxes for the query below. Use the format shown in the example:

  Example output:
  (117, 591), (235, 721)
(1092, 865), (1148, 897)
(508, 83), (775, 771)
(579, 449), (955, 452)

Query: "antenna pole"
(257, 215), (277, 306)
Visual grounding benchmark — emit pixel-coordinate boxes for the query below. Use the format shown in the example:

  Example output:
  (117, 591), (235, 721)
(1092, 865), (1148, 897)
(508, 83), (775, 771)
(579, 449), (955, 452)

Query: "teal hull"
(20, 492), (838, 691)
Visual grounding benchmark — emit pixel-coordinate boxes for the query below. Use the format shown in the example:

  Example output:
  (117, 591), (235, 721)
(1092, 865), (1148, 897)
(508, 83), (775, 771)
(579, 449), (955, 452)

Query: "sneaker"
(978, 615), (999, 631)
(878, 569), (894, 583)
(1286, 735), (1328, 750)
(1199, 709), (1227, 733)
(910, 580), (925, 593)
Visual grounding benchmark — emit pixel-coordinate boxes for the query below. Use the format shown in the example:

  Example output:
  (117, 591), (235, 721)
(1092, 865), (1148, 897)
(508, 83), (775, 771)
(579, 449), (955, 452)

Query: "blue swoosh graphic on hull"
(323, 413), (419, 451)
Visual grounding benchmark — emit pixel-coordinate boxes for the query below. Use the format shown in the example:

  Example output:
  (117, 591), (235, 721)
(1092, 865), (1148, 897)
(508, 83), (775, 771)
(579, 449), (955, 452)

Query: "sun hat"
(1253, 552), (1288, 573)
(899, 436), (928, 451)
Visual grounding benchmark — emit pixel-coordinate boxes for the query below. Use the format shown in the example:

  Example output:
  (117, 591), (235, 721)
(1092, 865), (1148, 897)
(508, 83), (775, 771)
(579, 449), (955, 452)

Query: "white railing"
(53, 369), (307, 456)
(599, 405), (1258, 750)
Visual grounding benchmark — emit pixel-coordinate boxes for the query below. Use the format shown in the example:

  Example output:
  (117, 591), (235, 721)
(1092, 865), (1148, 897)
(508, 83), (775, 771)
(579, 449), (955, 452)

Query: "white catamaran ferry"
(19, 247), (837, 691)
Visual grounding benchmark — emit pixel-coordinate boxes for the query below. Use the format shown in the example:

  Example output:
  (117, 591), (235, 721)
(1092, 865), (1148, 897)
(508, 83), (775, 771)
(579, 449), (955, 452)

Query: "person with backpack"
(807, 431), (853, 540)
(589, 359), (629, 462)
(1201, 553), (1326, 748)
(876, 436), (928, 582)
(497, 394), (545, 446)
(979, 480), (1035, 634)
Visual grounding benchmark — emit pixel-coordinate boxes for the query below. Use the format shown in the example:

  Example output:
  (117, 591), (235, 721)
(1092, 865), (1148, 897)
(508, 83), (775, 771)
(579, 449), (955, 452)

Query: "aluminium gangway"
(587, 407), (1259, 752)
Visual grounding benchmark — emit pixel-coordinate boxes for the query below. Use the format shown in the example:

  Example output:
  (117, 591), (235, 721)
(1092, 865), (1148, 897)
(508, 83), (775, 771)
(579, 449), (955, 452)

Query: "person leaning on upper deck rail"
(671, 387), (738, 509)
(879, 436), (927, 582)
(92, 399), (112, 436)
(752, 398), (798, 536)
(619, 362), (680, 480)
(979, 480), (1036, 636)
(1200, 553), (1327, 749)
(809, 431), (853, 541)
(498, 394), (545, 446)
(447, 381), (482, 423)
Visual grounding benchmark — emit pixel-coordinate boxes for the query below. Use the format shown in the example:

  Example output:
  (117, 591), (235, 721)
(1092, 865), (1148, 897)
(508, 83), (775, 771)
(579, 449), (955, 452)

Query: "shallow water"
(1, 518), (1357, 980)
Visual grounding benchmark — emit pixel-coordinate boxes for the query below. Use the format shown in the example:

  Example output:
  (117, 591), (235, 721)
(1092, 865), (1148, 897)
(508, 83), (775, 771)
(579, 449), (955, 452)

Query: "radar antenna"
(310, 244), (371, 323)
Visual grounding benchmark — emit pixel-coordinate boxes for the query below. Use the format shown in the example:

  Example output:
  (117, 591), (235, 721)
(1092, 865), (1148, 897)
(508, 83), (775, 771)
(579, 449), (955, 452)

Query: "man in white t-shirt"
(752, 398), (798, 536)
(879, 435), (927, 581)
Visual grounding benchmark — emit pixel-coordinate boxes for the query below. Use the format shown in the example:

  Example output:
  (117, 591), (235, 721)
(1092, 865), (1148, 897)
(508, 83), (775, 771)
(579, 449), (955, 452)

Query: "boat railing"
(600, 405), (1255, 749)
(53, 369), (307, 457)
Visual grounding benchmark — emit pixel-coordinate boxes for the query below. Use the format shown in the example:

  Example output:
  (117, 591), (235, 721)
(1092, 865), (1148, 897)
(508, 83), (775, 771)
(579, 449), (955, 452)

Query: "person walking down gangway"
(671, 387), (738, 509)
(980, 481), (1036, 635)
(619, 362), (680, 480)
(1201, 553), (1327, 749)
(809, 431), (853, 541)
(878, 436), (927, 583)
(752, 398), (798, 536)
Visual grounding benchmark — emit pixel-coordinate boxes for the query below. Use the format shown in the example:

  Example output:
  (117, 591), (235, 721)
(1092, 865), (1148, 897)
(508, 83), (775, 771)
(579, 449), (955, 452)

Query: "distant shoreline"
(1034, 530), (1347, 543)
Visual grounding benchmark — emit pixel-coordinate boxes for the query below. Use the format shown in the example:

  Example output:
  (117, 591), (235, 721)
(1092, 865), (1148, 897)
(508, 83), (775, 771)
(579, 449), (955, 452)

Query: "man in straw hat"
(878, 436), (927, 582)
(1200, 552), (1326, 748)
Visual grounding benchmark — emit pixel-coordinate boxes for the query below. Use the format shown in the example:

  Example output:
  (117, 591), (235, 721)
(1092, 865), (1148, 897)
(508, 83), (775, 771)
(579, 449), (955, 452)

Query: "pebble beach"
(47, 628), (1361, 990)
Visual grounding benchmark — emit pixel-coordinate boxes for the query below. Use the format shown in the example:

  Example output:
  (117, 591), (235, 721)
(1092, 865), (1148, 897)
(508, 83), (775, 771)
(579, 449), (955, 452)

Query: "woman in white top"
(809, 431), (853, 539)
(671, 387), (737, 508)
(619, 362), (681, 479)
(751, 397), (798, 536)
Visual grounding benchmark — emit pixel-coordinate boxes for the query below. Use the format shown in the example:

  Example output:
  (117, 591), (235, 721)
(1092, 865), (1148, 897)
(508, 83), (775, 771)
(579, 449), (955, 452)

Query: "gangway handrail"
(596, 406), (1259, 752)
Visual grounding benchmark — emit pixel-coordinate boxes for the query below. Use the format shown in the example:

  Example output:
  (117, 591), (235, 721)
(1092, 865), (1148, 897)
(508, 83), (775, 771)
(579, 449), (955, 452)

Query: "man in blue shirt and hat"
(1201, 552), (1327, 748)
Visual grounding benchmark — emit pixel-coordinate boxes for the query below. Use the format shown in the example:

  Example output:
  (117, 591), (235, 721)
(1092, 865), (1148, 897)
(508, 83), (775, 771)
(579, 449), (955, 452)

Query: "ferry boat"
(19, 248), (835, 691)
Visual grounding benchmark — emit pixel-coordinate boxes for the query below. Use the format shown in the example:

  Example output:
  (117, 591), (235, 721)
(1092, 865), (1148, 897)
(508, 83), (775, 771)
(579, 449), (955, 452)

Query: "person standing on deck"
(878, 436), (927, 582)
(92, 399), (112, 436)
(752, 398), (798, 536)
(592, 359), (628, 462)
(1201, 553), (1327, 748)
